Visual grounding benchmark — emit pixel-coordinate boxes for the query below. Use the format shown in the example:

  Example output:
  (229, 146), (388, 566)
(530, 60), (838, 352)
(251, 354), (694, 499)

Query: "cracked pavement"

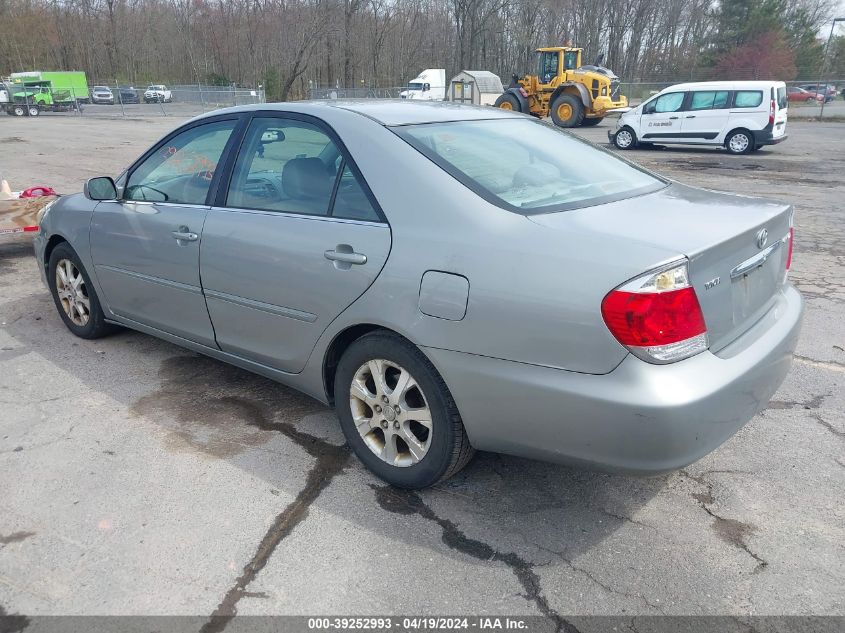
(0, 116), (842, 623)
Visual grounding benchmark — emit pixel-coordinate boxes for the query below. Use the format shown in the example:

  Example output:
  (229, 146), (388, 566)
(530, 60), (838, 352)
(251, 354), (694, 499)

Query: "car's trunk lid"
(529, 183), (792, 352)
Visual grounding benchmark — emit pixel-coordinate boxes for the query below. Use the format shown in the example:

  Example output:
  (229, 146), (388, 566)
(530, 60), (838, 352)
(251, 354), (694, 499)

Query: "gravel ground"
(0, 114), (842, 628)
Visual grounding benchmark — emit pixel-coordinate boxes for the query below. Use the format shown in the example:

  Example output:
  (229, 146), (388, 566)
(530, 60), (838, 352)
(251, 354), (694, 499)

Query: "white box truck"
(400, 69), (446, 101)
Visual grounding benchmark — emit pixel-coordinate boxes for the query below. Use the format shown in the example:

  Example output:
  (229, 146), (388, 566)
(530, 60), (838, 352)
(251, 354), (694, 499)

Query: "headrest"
(282, 157), (331, 200)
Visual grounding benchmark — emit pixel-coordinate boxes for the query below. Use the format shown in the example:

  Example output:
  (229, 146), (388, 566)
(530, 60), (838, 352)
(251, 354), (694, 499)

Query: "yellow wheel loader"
(495, 46), (628, 127)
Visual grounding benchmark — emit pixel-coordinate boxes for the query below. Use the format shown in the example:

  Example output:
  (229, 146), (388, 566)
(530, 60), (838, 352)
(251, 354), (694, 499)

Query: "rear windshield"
(395, 119), (665, 214)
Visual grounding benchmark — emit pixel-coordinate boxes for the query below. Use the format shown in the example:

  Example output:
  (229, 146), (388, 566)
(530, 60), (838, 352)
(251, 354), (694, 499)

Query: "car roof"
(660, 80), (784, 92)
(198, 100), (526, 127)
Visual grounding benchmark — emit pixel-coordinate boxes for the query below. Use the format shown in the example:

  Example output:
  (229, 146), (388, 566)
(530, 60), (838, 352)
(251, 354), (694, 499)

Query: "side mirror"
(84, 176), (118, 201)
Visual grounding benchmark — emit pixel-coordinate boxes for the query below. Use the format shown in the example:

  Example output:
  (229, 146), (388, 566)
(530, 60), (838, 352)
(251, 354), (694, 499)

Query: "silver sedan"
(34, 101), (803, 488)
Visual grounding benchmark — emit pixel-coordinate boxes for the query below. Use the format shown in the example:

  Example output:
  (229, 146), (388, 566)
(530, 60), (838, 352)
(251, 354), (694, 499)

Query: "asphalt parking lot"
(0, 114), (843, 627)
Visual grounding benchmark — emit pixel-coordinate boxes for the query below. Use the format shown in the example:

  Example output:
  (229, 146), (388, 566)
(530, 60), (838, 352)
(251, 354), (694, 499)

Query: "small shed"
(447, 71), (504, 106)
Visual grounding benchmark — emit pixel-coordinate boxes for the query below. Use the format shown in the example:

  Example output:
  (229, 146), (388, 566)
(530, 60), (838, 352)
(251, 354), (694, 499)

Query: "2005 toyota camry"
(34, 101), (803, 488)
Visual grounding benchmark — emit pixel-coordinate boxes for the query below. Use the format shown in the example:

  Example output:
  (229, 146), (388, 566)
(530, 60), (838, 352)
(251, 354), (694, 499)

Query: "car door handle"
(171, 229), (198, 242)
(669, 116), (679, 120)
(324, 249), (367, 265)
(685, 115), (696, 118)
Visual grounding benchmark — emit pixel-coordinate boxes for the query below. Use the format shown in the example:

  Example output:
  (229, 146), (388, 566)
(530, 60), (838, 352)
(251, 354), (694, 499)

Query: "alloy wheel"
(55, 259), (91, 326)
(349, 359), (432, 467)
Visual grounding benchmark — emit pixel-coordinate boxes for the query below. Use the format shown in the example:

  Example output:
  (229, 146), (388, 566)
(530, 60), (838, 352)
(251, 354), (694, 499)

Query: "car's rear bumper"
(753, 128), (787, 146)
(424, 284), (803, 473)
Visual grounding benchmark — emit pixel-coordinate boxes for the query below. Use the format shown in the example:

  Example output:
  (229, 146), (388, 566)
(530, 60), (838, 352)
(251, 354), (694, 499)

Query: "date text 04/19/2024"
(306, 617), (529, 630)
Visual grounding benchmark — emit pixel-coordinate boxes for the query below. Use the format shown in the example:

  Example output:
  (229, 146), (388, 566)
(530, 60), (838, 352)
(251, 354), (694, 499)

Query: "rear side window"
(776, 86), (787, 109)
(689, 90), (730, 110)
(734, 91), (763, 108)
(396, 119), (665, 214)
(226, 117), (380, 221)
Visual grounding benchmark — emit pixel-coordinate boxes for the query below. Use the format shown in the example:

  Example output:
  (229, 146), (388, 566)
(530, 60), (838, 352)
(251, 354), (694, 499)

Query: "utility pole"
(818, 17), (845, 121)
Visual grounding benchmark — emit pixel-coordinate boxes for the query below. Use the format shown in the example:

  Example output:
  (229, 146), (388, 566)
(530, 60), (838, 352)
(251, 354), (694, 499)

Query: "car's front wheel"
(334, 331), (474, 488)
(48, 243), (115, 339)
(613, 126), (637, 149)
(550, 93), (584, 127)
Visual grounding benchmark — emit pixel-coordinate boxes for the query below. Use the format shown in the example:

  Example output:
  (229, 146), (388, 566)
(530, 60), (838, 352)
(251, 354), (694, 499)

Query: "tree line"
(0, 0), (841, 101)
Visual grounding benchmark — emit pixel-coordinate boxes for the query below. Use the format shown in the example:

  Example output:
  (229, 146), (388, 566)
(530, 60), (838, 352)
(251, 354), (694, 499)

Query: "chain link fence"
(307, 85), (406, 99)
(1, 80), (265, 118)
(5, 75), (843, 119)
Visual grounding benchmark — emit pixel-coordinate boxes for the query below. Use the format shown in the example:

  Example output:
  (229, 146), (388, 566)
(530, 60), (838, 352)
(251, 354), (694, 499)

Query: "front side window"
(125, 119), (236, 204)
(538, 52), (559, 83)
(226, 117), (379, 221)
(563, 51), (579, 70)
(653, 92), (685, 113)
(397, 119), (664, 214)
(734, 91), (763, 108)
(689, 90), (730, 110)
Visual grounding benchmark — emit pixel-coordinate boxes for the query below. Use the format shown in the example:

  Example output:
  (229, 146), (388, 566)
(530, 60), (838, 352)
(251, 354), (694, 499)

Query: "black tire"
(48, 243), (116, 339)
(550, 93), (584, 127)
(334, 331), (474, 488)
(12, 105), (26, 117)
(581, 117), (604, 127)
(612, 126), (637, 150)
(27, 105), (39, 117)
(494, 92), (521, 113)
(725, 129), (753, 155)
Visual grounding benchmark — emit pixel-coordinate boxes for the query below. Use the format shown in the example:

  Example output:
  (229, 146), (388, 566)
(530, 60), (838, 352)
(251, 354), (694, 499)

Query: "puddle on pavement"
(130, 354), (327, 458)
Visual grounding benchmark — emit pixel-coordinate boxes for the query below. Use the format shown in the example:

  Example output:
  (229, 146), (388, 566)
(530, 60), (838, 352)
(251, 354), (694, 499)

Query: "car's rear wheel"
(494, 93), (521, 112)
(334, 331), (474, 488)
(48, 243), (115, 339)
(726, 130), (753, 155)
(613, 127), (636, 149)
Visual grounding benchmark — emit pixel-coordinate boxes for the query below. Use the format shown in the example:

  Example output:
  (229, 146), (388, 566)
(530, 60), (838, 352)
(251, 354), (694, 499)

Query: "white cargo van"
(400, 69), (446, 101)
(609, 81), (788, 154)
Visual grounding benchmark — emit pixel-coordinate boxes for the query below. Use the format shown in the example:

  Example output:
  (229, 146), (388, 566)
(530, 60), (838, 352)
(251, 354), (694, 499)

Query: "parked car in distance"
(34, 101), (803, 488)
(144, 84), (172, 103)
(91, 86), (114, 104)
(787, 86), (823, 103)
(118, 87), (139, 104)
(610, 80), (788, 154)
(799, 84), (835, 102)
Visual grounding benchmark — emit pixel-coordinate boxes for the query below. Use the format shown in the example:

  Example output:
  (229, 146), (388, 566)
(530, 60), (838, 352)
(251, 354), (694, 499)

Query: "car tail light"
(769, 99), (776, 125)
(785, 227), (793, 270)
(783, 226), (794, 279)
(601, 261), (708, 364)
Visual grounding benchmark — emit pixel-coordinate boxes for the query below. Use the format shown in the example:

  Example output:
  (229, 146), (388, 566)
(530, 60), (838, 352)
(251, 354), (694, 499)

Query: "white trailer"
(400, 69), (446, 101)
